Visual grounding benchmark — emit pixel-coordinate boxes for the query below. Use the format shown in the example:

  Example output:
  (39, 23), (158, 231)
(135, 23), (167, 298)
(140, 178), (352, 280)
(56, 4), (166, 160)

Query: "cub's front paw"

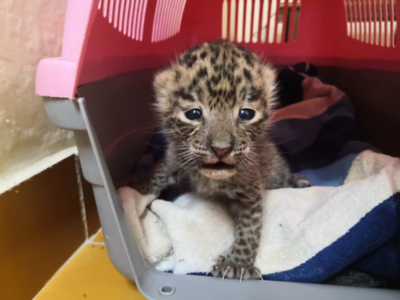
(210, 256), (263, 281)
(292, 174), (312, 188)
(117, 187), (156, 216)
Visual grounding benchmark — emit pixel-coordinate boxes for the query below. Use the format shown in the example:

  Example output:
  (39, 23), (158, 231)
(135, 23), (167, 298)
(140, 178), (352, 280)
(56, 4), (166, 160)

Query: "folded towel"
(119, 150), (400, 282)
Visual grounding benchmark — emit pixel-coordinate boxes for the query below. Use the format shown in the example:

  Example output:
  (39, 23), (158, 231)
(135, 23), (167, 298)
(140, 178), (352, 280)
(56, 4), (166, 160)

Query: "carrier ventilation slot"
(151, 0), (188, 42)
(98, 0), (149, 41)
(222, 0), (301, 44)
(344, 0), (397, 47)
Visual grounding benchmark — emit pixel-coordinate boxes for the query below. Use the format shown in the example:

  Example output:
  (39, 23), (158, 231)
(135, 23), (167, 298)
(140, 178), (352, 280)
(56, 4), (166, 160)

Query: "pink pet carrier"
(36, 0), (400, 299)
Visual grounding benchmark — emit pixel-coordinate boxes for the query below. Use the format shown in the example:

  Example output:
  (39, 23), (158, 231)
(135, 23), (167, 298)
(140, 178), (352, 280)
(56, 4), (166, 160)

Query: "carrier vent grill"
(222, 0), (301, 44)
(151, 0), (188, 42)
(98, 0), (149, 41)
(344, 0), (397, 46)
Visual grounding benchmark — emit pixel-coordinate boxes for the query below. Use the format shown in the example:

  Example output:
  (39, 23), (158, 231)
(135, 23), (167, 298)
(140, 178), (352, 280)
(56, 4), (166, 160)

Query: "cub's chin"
(200, 162), (237, 180)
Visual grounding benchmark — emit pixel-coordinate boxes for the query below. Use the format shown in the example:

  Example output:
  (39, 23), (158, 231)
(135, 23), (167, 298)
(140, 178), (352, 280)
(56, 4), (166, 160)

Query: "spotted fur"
(123, 41), (311, 280)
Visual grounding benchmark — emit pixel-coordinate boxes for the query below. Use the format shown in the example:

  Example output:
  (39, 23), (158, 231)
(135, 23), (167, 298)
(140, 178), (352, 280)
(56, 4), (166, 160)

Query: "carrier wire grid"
(36, 0), (400, 299)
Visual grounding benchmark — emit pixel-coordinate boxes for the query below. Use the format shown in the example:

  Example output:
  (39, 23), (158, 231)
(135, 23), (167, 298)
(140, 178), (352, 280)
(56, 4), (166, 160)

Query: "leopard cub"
(124, 41), (310, 280)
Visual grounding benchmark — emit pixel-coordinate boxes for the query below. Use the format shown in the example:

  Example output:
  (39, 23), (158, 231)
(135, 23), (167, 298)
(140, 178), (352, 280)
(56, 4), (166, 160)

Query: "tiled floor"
(34, 230), (146, 300)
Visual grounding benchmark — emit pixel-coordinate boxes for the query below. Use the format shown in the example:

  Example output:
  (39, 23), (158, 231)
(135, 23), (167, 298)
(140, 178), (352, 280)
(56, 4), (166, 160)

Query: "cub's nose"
(211, 147), (232, 159)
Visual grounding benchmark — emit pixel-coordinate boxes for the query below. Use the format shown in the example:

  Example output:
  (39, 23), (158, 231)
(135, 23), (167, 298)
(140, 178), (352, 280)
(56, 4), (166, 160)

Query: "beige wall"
(0, 0), (75, 186)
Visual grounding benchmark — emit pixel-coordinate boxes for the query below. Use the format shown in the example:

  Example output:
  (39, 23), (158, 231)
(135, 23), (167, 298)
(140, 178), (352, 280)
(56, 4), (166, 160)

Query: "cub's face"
(154, 42), (276, 180)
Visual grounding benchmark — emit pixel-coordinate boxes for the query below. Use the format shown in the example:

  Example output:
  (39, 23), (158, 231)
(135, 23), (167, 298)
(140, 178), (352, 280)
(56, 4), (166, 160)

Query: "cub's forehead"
(169, 42), (270, 108)
(178, 42), (259, 68)
(175, 42), (263, 81)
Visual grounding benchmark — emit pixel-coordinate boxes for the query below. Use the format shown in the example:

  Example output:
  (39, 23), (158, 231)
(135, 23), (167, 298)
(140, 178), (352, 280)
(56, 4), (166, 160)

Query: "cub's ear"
(153, 68), (175, 114)
(261, 64), (278, 112)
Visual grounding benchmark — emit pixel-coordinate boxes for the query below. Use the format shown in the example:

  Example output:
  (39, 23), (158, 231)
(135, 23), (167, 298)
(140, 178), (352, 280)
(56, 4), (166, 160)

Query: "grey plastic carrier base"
(43, 69), (400, 300)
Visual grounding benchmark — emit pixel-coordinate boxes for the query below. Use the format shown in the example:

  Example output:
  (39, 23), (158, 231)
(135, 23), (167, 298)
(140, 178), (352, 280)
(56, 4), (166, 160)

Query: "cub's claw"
(211, 261), (262, 281)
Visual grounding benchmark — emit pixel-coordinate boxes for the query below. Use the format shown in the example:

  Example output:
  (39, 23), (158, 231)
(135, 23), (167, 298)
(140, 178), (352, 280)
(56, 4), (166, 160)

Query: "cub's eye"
(185, 109), (202, 120)
(239, 109), (255, 121)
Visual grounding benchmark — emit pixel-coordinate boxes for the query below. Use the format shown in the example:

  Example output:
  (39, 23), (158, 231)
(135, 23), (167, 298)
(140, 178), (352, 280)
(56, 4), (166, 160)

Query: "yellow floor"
(34, 230), (146, 300)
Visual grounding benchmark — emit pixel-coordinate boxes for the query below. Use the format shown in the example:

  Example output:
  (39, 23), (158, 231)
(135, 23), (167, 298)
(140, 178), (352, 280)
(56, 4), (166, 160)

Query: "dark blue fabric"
(276, 62), (318, 108)
(354, 192), (400, 280)
(297, 153), (357, 187)
(272, 95), (376, 174)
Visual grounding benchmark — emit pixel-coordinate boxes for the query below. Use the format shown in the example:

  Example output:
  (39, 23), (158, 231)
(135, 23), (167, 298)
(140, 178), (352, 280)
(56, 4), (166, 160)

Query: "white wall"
(0, 0), (75, 190)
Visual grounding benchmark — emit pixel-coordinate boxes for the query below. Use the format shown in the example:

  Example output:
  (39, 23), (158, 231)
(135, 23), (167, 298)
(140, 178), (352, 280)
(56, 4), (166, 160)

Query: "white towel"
(118, 150), (400, 281)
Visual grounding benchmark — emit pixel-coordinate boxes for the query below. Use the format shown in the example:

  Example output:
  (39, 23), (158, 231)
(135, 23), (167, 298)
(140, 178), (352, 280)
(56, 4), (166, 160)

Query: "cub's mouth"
(202, 162), (235, 170)
(200, 162), (237, 180)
